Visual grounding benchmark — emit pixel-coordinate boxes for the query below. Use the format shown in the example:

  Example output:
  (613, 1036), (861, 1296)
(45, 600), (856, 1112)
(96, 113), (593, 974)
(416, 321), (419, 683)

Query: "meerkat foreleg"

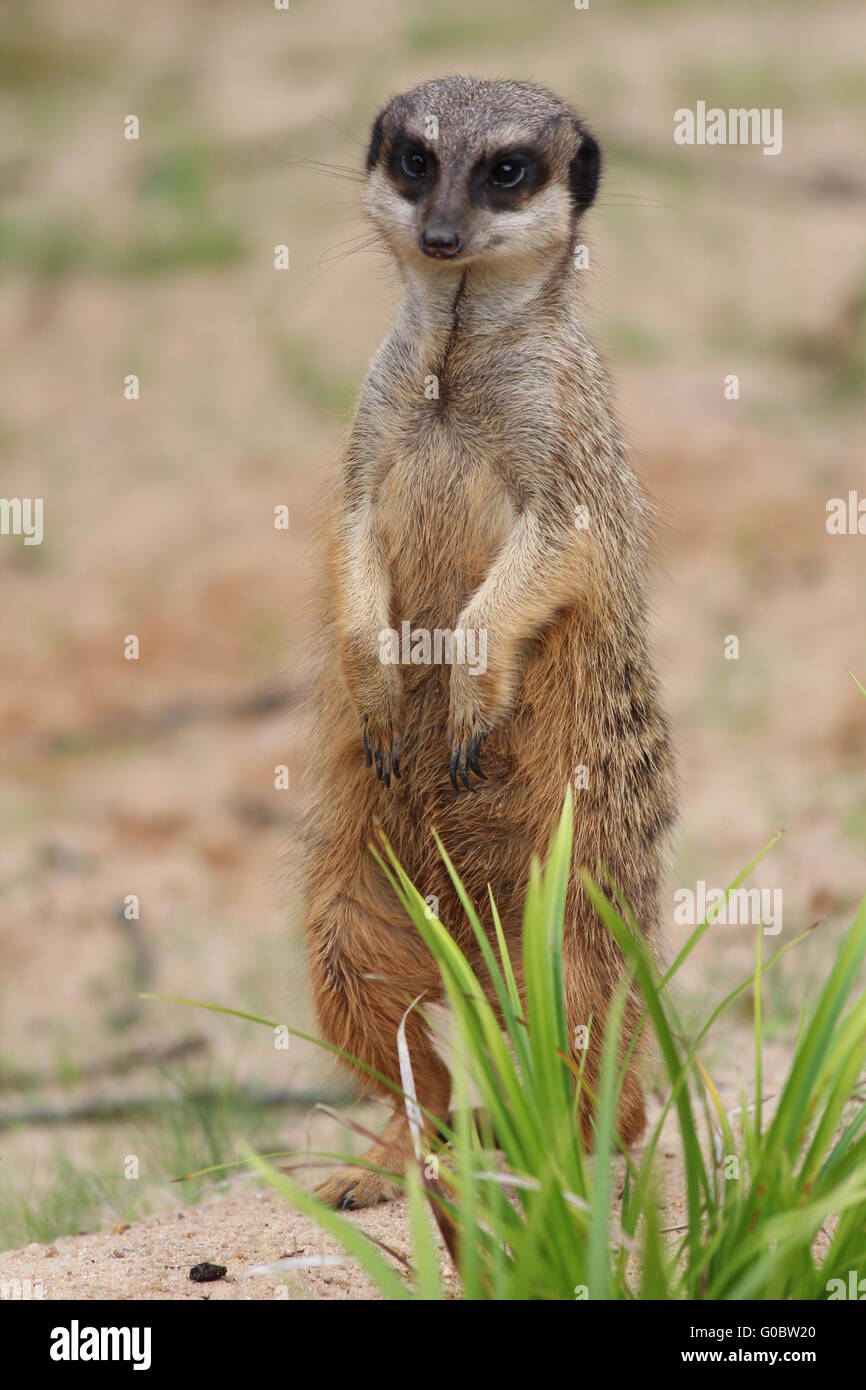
(448, 510), (586, 788)
(335, 501), (403, 786)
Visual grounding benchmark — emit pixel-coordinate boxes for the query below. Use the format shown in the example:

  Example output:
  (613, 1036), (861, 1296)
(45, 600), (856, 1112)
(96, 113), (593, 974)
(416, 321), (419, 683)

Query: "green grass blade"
(243, 1147), (410, 1299)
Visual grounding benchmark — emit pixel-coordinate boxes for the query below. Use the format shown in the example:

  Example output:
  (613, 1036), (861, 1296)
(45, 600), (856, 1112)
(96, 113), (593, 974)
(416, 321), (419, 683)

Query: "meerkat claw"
(451, 743), (480, 791)
(363, 723), (400, 787)
(468, 734), (487, 779)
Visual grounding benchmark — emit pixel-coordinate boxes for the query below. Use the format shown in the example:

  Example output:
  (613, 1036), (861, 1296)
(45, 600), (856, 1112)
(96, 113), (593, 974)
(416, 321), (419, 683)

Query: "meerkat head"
(363, 76), (600, 273)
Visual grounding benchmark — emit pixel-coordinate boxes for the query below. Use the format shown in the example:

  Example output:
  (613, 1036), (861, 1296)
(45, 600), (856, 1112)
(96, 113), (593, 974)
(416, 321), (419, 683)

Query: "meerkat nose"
(419, 228), (463, 259)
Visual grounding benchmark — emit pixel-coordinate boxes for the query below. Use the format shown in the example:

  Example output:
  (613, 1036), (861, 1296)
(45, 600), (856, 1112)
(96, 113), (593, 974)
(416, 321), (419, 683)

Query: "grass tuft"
(153, 790), (866, 1299)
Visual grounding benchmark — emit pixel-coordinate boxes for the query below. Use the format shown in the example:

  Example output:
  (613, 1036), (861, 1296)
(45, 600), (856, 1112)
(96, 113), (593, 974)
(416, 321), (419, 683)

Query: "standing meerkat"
(302, 76), (676, 1208)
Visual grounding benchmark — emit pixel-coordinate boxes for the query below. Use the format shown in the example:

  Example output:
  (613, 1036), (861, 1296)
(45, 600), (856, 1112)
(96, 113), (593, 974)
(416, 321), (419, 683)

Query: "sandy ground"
(1, 1117), (665, 1301)
(0, 1043), (801, 1300)
(0, 1189), (411, 1301)
(1, 0), (864, 1297)
(0, 1189), (422, 1302)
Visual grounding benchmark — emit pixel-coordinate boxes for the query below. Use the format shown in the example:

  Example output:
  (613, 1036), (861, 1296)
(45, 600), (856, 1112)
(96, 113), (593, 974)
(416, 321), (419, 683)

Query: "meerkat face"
(363, 77), (600, 273)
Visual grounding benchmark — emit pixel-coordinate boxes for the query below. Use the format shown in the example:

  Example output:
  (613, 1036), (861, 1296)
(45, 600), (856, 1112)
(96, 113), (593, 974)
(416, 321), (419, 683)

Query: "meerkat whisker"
(279, 154), (365, 183)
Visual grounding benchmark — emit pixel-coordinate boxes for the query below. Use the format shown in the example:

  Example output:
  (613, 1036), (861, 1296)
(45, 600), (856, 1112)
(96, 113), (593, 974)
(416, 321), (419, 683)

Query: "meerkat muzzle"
(419, 228), (463, 258)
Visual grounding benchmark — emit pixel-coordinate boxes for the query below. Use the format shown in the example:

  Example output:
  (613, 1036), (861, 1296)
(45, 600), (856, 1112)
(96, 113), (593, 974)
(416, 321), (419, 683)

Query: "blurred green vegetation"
(406, 0), (543, 54)
(0, 1081), (284, 1248)
(270, 333), (359, 419)
(0, 216), (246, 279)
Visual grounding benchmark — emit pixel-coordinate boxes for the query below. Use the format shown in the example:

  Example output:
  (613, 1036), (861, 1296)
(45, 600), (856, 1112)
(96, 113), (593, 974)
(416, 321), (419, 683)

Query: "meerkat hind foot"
(314, 1142), (408, 1210)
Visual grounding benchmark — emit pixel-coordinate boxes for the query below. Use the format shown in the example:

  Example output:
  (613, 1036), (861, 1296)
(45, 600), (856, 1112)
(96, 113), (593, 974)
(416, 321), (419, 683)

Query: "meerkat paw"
(448, 728), (489, 792)
(447, 663), (498, 791)
(340, 639), (403, 787)
(314, 1143), (407, 1210)
(361, 712), (402, 788)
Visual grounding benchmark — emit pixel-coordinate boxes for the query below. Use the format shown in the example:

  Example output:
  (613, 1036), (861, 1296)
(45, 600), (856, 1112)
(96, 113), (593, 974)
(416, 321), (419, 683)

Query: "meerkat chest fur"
(360, 288), (586, 627)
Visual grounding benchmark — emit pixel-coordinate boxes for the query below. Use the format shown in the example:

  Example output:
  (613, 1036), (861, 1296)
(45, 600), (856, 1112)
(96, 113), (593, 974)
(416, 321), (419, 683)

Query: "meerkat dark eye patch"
(388, 137), (437, 201)
(471, 148), (546, 209)
(366, 112), (385, 172)
(568, 124), (601, 215)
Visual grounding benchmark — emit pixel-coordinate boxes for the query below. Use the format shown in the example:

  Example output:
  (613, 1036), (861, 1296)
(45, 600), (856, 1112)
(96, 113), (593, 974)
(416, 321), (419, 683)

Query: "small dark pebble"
(189, 1262), (227, 1283)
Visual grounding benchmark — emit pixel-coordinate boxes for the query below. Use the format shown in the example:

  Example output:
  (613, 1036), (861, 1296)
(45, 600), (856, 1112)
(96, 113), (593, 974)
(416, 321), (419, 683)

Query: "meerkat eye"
(473, 149), (543, 207)
(490, 158), (526, 189)
(390, 139), (436, 200)
(400, 148), (428, 179)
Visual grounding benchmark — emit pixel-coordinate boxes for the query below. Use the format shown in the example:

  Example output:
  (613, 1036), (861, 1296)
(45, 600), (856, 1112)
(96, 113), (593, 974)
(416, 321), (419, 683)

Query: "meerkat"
(301, 76), (676, 1209)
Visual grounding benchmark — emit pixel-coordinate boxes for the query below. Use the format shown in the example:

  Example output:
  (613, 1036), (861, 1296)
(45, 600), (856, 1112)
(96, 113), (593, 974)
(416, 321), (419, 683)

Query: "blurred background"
(1, 0), (864, 1248)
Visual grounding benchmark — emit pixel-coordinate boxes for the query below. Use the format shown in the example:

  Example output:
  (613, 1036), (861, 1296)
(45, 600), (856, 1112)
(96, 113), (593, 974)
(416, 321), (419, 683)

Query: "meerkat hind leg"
(314, 1108), (418, 1210)
(314, 1050), (452, 1210)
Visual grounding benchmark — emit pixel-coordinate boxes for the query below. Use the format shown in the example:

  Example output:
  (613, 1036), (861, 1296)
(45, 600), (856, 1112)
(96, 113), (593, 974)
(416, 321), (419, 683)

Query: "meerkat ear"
(366, 111), (386, 172)
(568, 124), (601, 214)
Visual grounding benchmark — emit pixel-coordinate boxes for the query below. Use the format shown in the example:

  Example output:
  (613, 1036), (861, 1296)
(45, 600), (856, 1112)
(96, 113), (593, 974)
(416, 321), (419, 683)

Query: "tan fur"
(301, 78), (676, 1209)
